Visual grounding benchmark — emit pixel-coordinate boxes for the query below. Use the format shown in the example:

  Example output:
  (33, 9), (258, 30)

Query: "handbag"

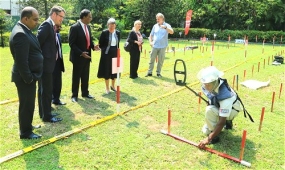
(124, 32), (131, 52)
(124, 41), (131, 52)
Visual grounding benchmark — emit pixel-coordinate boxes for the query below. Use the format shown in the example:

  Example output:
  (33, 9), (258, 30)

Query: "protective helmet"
(197, 66), (224, 83)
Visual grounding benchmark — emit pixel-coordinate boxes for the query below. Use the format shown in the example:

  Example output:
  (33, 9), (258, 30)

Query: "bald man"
(9, 7), (43, 139)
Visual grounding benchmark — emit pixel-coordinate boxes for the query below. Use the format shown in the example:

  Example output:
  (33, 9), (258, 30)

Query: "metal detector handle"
(185, 85), (209, 105)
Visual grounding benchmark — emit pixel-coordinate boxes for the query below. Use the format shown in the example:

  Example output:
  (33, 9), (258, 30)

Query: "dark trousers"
(72, 60), (90, 97)
(15, 80), (36, 136)
(52, 59), (63, 103)
(130, 49), (141, 78)
(38, 72), (53, 120)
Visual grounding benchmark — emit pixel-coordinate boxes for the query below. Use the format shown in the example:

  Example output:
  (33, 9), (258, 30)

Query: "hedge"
(1, 28), (284, 47)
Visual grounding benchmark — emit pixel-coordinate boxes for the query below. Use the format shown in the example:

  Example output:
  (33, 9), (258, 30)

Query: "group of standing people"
(127, 13), (174, 79)
(9, 6), (174, 140)
(10, 6), (67, 139)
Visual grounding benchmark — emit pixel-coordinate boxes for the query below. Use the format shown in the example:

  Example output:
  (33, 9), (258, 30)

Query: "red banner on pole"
(184, 10), (193, 35)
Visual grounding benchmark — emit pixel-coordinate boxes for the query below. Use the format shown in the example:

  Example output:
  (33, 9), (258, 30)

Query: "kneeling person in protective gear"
(197, 66), (242, 148)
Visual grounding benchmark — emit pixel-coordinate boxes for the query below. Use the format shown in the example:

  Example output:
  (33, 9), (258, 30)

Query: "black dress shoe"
(32, 125), (41, 130)
(52, 101), (66, 105)
(110, 86), (116, 92)
(71, 97), (78, 102)
(145, 73), (152, 77)
(157, 74), (162, 77)
(20, 132), (42, 139)
(43, 117), (63, 123)
(82, 94), (94, 99)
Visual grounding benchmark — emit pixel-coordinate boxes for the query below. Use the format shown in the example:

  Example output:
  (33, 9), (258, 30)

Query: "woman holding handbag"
(128, 20), (143, 79)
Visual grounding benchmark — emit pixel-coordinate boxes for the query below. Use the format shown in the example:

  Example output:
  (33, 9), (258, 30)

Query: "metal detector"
(174, 59), (209, 104)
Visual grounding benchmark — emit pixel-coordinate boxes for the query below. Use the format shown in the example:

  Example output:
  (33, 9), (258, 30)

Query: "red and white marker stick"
(271, 92), (275, 112)
(279, 83), (283, 99)
(258, 107), (265, 131)
(168, 109), (171, 133)
(239, 130), (247, 160)
(160, 130), (251, 167)
(116, 49), (121, 113)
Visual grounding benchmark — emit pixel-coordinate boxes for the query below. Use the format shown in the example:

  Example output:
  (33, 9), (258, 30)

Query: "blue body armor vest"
(202, 79), (234, 108)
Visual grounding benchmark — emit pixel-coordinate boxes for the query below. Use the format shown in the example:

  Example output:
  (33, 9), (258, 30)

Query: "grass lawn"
(0, 40), (284, 169)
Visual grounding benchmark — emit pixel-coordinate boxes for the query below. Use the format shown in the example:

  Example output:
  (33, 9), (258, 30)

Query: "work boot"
(209, 136), (220, 144)
(224, 120), (233, 130)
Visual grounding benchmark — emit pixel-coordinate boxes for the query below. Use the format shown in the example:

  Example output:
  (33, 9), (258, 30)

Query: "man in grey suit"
(9, 7), (43, 139)
(37, 6), (65, 123)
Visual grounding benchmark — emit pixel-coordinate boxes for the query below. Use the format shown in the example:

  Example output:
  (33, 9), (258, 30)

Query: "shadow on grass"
(199, 130), (256, 167)
(21, 105), (81, 169)
(118, 115), (140, 128)
(76, 98), (113, 116)
(101, 91), (138, 107)
(21, 140), (61, 169)
(132, 77), (158, 85)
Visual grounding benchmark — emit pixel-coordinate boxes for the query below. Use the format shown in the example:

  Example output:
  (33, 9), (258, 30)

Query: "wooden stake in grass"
(168, 109), (171, 134)
(144, 49), (146, 58)
(243, 70), (246, 81)
(271, 92), (275, 112)
(184, 45), (186, 55)
(232, 75), (236, 90)
(236, 75), (239, 91)
(258, 107), (265, 131)
(279, 83), (283, 99)
(263, 58), (265, 69)
(268, 56), (270, 65)
(198, 92), (201, 113)
(252, 65), (254, 77)
(258, 62), (260, 72)
(239, 130), (247, 161)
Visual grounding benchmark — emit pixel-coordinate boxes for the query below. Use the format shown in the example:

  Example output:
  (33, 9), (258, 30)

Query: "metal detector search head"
(174, 59), (187, 86)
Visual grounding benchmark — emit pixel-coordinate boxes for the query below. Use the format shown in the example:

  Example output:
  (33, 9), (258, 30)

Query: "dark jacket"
(69, 21), (95, 63)
(99, 29), (120, 52)
(128, 30), (142, 52)
(37, 18), (57, 73)
(9, 22), (43, 83)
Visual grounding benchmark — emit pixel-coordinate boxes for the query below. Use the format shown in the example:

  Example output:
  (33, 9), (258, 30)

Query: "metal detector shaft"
(185, 85), (209, 105)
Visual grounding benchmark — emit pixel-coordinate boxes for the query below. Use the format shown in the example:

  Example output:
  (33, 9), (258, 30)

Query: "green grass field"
(0, 40), (284, 169)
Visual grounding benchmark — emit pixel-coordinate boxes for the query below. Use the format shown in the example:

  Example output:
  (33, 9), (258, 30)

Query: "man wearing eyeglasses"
(37, 5), (65, 123)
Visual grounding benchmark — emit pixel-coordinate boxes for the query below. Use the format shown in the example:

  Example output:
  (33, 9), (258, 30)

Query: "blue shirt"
(150, 22), (172, 48)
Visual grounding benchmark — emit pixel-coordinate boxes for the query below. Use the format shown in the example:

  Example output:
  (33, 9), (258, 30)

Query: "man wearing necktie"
(52, 25), (65, 105)
(9, 7), (43, 139)
(69, 9), (100, 102)
(37, 6), (65, 123)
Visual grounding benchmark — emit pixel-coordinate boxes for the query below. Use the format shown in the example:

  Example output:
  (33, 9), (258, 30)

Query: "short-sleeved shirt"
(150, 22), (172, 48)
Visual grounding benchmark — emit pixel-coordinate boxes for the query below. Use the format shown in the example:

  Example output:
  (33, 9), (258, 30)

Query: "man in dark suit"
(52, 25), (65, 105)
(9, 7), (43, 139)
(69, 9), (100, 102)
(37, 6), (65, 123)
